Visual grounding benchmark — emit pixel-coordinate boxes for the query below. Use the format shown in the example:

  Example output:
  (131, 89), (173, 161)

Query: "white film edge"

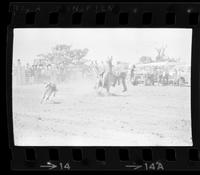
(12, 28), (192, 146)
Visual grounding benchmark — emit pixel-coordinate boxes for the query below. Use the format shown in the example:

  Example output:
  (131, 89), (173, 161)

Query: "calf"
(41, 82), (57, 103)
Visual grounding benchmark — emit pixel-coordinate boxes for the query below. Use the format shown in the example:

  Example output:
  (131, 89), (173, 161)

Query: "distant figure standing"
(130, 64), (136, 84)
(173, 68), (178, 85)
(162, 70), (169, 85)
(25, 63), (31, 84)
(16, 59), (25, 85)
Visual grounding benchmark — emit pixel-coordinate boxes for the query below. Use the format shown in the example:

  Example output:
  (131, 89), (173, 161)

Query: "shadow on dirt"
(51, 101), (62, 104)
(109, 93), (130, 97)
(97, 91), (130, 97)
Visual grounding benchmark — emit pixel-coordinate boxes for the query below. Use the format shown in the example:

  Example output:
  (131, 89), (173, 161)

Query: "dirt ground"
(12, 80), (192, 146)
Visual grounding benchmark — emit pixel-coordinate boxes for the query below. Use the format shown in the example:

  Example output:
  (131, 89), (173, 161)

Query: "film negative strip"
(6, 2), (200, 171)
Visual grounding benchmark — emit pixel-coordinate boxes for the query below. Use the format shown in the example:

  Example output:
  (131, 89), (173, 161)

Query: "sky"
(13, 28), (192, 65)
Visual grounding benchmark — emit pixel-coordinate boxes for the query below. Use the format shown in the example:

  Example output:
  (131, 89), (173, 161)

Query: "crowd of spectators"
(13, 59), (71, 85)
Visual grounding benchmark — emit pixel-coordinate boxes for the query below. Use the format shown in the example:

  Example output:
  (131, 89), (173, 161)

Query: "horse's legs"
(121, 77), (127, 92)
(103, 75), (110, 94)
(112, 76), (117, 87)
(118, 78), (120, 85)
(105, 85), (110, 95)
(113, 75), (120, 86)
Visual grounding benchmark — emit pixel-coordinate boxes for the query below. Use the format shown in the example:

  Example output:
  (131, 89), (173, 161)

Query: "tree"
(37, 44), (89, 66)
(155, 45), (167, 62)
(139, 56), (153, 64)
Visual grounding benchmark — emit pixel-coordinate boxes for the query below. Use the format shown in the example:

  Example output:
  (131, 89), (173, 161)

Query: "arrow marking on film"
(40, 161), (57, 170)
(125, 164), (143, 170)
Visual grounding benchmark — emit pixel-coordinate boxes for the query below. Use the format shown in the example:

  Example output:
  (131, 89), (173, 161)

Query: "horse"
(94, 58), (128, 94)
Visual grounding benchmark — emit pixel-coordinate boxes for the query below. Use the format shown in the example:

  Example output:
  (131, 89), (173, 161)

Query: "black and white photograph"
(12, 28), (192, 146)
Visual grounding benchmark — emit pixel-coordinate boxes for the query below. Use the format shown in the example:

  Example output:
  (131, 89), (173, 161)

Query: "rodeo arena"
(12, 45), (192, 146)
